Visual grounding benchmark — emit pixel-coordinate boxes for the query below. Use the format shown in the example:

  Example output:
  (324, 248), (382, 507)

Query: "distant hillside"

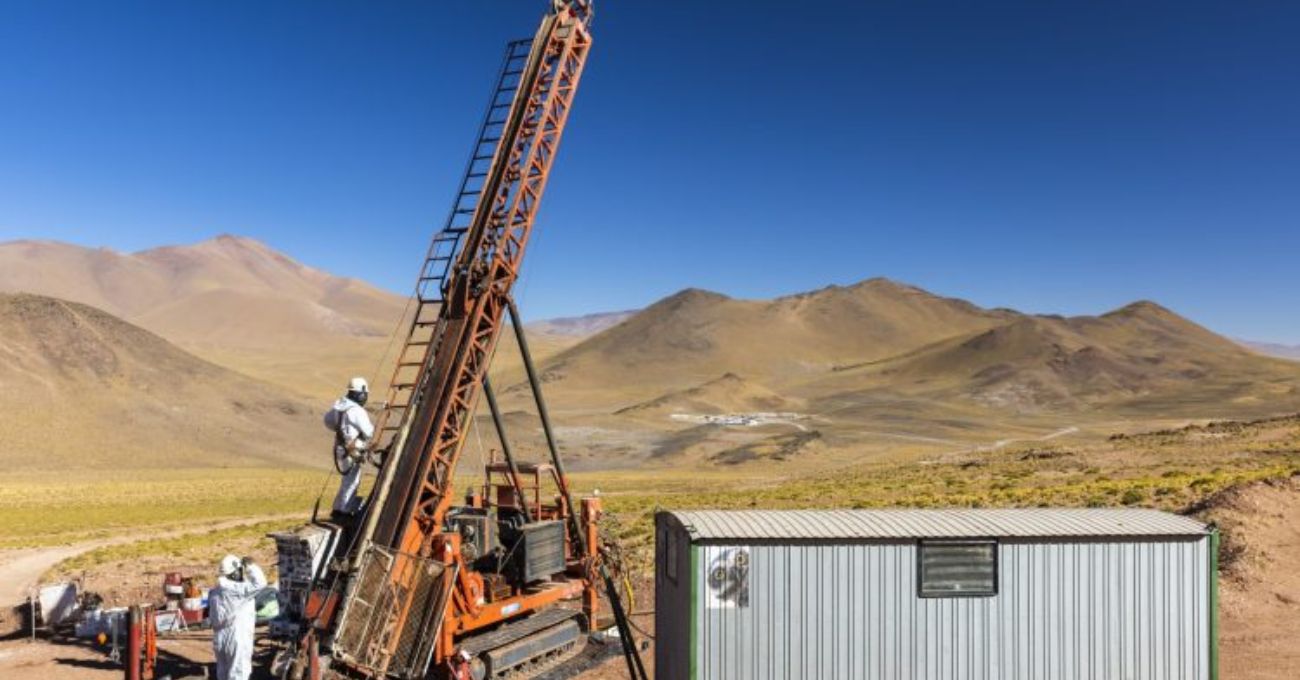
(0, 293), (324, 469)
(615, 372), (800, 418)
(533, 279), (1010, 402)
(0, 236), (599, 402)
(0, 236), (408, 400)
(1241, 340), (1300, 361)
(815, 301), (1300, 414)
(528, 310), (637, 338)
(7, 234), (1297, 470)
(0, 236), (405, 342)
(525, 278), (1300, 431)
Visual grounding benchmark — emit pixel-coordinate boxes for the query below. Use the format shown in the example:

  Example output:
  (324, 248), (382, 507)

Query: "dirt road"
(0, 514), (304, 679)
(0, 514), (301, 616)
(0, 546), (96, 608)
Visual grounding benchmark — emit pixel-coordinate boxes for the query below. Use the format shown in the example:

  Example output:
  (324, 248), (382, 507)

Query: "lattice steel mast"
(298, 2), (644, 678)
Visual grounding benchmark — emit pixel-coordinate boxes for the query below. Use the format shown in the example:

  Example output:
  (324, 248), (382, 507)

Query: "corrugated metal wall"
(670, 537), (1211, 680)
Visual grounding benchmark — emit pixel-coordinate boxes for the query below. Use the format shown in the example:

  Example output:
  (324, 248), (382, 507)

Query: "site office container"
(655, 509), (1218, 680)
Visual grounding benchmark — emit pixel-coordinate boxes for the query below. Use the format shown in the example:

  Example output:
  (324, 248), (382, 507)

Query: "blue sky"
(1, 1), (1297, 342)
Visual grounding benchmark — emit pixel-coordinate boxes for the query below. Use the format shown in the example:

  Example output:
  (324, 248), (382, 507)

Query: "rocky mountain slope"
(534, 280), (1300, 417)
(811, 300), (1300, 414)
(0, 293), (322, 469)
(0, 236), (403, 341)
(0, 236), (408, 400)
(534, 279), (1010, 398)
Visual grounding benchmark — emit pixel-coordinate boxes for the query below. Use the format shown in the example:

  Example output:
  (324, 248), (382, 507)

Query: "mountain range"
(503, 277), (1300, 466)
(524, 279), (1300, 412)
(1240, 340), (1300, 361)
(3, 235), (1299, 470)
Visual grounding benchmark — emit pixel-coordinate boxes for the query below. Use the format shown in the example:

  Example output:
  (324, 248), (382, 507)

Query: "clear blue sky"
(1, 1), (1297, 342)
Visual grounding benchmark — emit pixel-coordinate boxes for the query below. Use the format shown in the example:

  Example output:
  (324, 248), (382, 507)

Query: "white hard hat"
(348, 377), (369, 394)
(220, 554), (242, 578)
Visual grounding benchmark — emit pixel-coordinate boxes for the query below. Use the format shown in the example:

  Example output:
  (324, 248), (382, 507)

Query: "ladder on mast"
(373, 39), (536, 450)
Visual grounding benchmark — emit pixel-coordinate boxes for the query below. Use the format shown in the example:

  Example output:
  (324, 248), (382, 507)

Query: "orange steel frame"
(320, 3), (595, 678)
(482, 461), (566, 522)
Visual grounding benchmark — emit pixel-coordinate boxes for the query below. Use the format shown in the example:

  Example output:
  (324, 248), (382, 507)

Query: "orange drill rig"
(269, 2), (648, 678)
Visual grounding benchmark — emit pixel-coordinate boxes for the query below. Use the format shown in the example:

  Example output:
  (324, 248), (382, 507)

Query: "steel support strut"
(482, 375), (530, 516)
(506, 298), (579, 526)
(507, 299), (649, 680)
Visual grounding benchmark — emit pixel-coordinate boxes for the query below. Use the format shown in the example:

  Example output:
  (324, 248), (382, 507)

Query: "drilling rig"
(270, 2), (648, 678)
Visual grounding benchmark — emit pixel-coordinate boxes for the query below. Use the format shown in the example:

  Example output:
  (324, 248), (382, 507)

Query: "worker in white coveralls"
(210, 554), (267, 680)
(324, 376), (375, 516)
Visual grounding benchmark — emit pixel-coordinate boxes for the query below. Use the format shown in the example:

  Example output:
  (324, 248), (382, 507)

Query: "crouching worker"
(210, 554), (267, 680)
(324, 376), (375, 517)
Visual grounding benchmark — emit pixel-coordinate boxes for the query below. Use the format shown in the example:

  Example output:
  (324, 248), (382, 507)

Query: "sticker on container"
(704, 546), (749, 609)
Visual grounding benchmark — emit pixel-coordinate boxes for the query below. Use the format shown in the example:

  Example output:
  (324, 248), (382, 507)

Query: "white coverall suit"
(209, 562), (267, 680)
(324, 397), (374, 514)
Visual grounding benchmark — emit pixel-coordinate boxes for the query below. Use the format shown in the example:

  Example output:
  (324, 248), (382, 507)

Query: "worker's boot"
(328, 510), (360, 551)
(328, 509), (357, 528)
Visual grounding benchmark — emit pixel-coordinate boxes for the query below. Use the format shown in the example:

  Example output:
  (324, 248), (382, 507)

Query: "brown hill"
(528, 310), (637, 339)
(0, 236), (409, 400)
(0, 236), (404, 337)
(809, 301), (1300, 415)
(534, 279), (1010, 404)
(0, 236), (586, 402)
(133, 236), (402, 339)
(0, 293), (324, 469)
(507, 282), (1300, 469)
(614, 372), (800, 418)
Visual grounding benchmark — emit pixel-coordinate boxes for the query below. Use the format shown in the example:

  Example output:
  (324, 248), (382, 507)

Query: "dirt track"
(0, 546), (95, 608)
(0, 514), (297, 679)
(0, 515), (301, 612)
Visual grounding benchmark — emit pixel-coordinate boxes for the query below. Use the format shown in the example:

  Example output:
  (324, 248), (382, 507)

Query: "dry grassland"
(12, 415), (1294, 583)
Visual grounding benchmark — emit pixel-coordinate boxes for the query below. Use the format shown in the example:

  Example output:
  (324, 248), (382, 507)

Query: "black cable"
(333, 450), (354, 476)
(626, 616), (655, 642)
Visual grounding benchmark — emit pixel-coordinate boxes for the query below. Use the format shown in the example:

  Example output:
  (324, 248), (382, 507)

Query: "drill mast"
(284, 3), (647, 679)
(372, 0), (591, 564)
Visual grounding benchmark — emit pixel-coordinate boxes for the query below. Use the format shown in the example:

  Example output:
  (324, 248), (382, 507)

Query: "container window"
(918, 540), (997, 597)
(664, 533), (678, 584)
